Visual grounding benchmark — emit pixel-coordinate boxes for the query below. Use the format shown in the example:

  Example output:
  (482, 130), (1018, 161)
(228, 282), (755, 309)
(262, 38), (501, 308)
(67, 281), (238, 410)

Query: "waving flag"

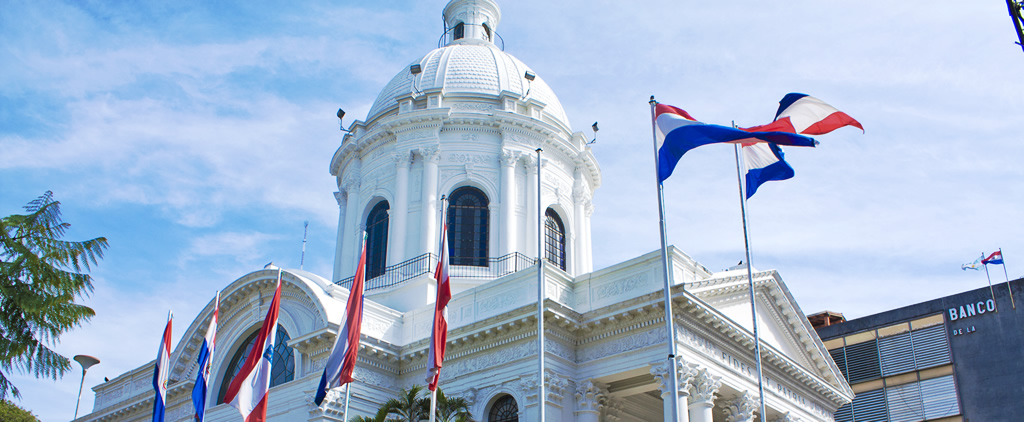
(314, 234), (368, 406)
(192, 292), (219, 422)
(152, 312), (172, 422)
(962, 255), (984, 271)
(983, 251), (1004, 266)
(224, 274), (282, 422)
(654, 103), (816, 182)
(740, 94), (863, 198)
(426, 222), (452, 391)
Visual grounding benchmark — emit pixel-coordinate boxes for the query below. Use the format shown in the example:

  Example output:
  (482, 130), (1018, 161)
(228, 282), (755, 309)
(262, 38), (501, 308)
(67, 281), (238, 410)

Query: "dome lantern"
(442, 0), (501, 46)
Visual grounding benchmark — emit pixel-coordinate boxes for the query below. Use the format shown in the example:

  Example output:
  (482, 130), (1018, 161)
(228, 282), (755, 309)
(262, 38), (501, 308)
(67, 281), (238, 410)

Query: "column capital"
(522, 154), (538, 171)
(333, 191), (346, 207)
(719, 391), (758, 422)
(650, 357), (699, 396)
(419, 145), (441, 163)
(689, 368), (723, 404)
(574, 379), (607, 413)
(500, 149), (520, 167)
(392, 150), (412, 168)
(771, 412), (802, 422)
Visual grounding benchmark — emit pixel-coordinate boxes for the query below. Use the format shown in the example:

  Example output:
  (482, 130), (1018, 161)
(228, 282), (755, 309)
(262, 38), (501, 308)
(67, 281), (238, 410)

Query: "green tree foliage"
(0, 399), (40, 422)
(357, 385), (472, 422)
(0, 192), (108, 400)
(433, 388), (471, 422)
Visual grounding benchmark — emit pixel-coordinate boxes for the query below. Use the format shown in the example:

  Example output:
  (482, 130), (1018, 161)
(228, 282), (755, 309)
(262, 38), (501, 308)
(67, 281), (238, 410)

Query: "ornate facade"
(75, 1), (853, 421)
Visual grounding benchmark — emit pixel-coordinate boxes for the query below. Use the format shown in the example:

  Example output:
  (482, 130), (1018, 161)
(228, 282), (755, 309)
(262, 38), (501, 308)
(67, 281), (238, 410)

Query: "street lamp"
(73, 354), (100, 420)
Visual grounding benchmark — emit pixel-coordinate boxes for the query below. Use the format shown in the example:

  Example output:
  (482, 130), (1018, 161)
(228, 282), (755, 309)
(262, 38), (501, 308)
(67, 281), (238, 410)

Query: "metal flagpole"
(430, 388), (438, 422)
(649, 96), (681, 421)
(429, 196), (448, 422)
(733, 143), (768, 422)
(535, 147), (547, 422)
(983, 252), (997, 307)
(999, 248), (1016, 309)
(343, 384), (351, 421)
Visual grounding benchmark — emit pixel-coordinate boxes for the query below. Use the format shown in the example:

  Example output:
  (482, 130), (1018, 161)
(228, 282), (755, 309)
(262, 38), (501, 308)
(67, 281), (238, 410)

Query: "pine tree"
(0, 192), (108, 400)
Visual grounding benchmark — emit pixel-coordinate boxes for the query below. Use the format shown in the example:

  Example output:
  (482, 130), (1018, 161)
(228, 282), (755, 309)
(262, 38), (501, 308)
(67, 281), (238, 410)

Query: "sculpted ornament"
(719, 391), (759, 422)
(575, 379), (607, 412)
(420, 145), (441, 163)
(689, 368), (723, 404)
(500, 149), (520, 167)
(772, 412), (803, 422)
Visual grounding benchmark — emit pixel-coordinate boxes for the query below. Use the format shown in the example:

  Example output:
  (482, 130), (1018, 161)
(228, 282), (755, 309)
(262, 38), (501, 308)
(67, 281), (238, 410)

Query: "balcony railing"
(336, 252), (536, 292)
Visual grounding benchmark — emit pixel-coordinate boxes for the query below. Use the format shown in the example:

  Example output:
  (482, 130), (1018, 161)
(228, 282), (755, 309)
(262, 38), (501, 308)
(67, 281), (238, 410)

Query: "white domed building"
(76, 1), (853, 421)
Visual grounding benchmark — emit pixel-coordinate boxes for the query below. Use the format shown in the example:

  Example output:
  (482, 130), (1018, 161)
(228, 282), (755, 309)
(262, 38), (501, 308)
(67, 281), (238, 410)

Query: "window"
(544, 208), (566, 270)
(453, 22), (465, 40)
(218, 327), (294, 404)
(483, 23), (491, 41)
(366, 201), (390, 279)
(488, 395), (518, 422)
(448, 187), (489, 266)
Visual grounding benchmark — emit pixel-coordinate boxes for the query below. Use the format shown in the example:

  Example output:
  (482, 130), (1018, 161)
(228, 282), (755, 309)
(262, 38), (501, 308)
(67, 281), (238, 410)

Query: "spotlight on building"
(524, 71), (536, 81)
(73, 354), (100, 419)
(337, 108), (351, 133)
(588, 122), (599, 144)
(410, 64), (422, 74)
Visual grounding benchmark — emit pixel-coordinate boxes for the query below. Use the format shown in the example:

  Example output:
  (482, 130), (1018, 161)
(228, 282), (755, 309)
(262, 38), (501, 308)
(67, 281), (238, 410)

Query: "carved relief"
(477, 289), (524, 316)
(689, 368), (723, 404)
(719, 391), (759, 422)
(460, 134), (479, 141)
(575, 379), (606, 412)
(593, 273), (650, 301)
(420, 146), (441, 163)
(448, 153), (493, 165)
(581, 327), (664, 362)
(452, 102), (496, 112)
(398, 129), (436, 142)
(500, 149), (520, 167)
(393, 151), (412, 168)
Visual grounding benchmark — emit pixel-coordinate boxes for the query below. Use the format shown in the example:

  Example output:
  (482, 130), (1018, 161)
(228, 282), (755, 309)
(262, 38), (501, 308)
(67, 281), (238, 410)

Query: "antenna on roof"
(300, 221), (309, 270)
(1008, 0), (1024, 52)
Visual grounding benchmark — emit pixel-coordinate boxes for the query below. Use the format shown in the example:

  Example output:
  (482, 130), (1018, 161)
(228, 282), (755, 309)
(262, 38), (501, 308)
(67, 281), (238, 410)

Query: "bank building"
(75, 1), (854, 421)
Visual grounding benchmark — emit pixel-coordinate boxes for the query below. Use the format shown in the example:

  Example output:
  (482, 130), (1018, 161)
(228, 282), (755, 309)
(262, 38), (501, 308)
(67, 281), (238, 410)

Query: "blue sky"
(2, 1), (1023, 420)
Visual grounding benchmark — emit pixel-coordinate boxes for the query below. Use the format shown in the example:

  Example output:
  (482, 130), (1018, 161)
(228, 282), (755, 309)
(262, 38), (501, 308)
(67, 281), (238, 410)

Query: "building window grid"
(366, 201), (390, 279)
(218, 327), (294, 404)
(488, 395), (519, 422)
(448, 187), (489, 267)
(543, 209), (565, 271)
(827, 316), (959, 422)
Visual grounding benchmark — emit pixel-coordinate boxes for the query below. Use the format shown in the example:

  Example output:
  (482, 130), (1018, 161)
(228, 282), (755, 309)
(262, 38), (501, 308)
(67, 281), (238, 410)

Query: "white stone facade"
(75, 1), (853, 421)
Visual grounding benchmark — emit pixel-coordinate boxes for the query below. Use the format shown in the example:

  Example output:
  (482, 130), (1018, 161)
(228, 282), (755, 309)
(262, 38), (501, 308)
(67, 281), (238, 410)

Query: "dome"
(366, 43), (571, 130)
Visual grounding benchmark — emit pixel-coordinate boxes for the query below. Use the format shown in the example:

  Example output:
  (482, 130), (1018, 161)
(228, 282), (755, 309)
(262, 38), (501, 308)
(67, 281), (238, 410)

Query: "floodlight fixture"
(588, 122), (599, 144)
(410, 64), (422, 74)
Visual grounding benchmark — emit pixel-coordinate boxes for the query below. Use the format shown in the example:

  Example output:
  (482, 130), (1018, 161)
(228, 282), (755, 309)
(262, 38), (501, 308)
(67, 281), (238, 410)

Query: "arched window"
(448, 187), (489, 267)
(483, 23), (492, 41)
(218, 327), (295, 404)
(488, 395), (519, 422)
(366, 201), (390, 279)
(544, 208), (566, 271)
(453, 22), (465, 40)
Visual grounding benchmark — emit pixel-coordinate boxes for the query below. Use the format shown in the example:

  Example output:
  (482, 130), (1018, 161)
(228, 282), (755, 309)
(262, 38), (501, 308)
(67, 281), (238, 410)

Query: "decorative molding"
(333, 191), (346, 207)
(393, 151), (412, 168)
(420, 145), (441, 163)
(452, 102), (496, 112)
(575, 379), (606, 413)
(448, 153), (493, 165)
(689, 367), (723, 404)
(500, 149), (520, 167)
(581, 327), (664, 362)
(593, 273), (650, 302)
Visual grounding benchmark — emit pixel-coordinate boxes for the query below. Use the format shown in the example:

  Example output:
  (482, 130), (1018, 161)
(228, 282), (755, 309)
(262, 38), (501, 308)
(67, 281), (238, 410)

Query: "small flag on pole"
(740, 94), (862, 198)
(152, 311), (172, 422)
(192, 293), (218, 422)
(962, 255), (984, 271)
(314, 234), (369, 406)
(653, 103), (817, 182)
(426, 222), (452, 391)
(224, 273), (282, 422)
(982, 251), (1005, 266)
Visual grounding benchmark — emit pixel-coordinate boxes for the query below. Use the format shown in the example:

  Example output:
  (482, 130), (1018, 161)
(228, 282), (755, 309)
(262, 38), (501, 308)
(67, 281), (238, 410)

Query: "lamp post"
(73, 354), (100, 420)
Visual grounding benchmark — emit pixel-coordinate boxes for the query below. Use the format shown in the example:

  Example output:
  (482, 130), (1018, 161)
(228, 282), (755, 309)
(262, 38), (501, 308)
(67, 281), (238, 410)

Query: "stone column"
(499, 149), (519, 257)
(420, 146), (441, 256)
(574, 379), (606, 422)
(524, 154), (539, 258)
(572, 167), (586, 276)
(651, 359), (699, 422)
(719, 391), (759, 422)
(688, 368), (722, 422)
(339, 162), (362, 278)
(331, 191), (348, 283)
(389, 151), (411, 264)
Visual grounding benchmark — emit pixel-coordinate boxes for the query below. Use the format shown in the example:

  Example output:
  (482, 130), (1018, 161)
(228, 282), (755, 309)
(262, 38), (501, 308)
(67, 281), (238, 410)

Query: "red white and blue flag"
(654, 103), (816, 182)
(314, 234), (368, 406)
(152, 311), (172, 422)
(983, 251), (1005, 266)
(426, 222), (452, 391)
(224, 274), (282, 422)
(192, 292), (218, 422)
(740, 94), (862, 198)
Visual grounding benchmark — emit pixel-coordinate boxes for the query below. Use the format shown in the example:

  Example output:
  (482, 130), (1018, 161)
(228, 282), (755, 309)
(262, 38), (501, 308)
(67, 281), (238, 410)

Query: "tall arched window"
(544, 208), (566, 271)
(483, 23), (492, 41)
(366, 201), (390, 279)
(488, 395), (519, 422)
(448, 187), (489, 267)
(218, 326), (294, 403)
(453, 22), (465, 40)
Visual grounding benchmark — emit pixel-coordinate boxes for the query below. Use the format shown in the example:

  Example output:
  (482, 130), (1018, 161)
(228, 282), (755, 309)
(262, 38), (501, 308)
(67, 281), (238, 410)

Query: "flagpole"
(733, 143), (768, 422)
(649, 96), (681, 421)
(535, 147), (547, 422)
(999, 248), (1015, 309)
(343, 384), (352, 421)
(429, 388), (438, 422)
(983, 252), (997, 307)
(430, 197), (448, 422)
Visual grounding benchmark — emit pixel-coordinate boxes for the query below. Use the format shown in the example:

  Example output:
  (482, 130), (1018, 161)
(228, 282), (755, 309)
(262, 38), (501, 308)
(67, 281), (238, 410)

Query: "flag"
(740, 94), (862, 198)
(983, 251), (1005, 266)
(192, 292), (218, 422)
(426, 222), (452, 391)
(962, 255), (983, 271)
(224, 274), (282, 422)
(743, 93), (863, 135)
(654, 103), (816, 182)
(314, 234), (368, 406)
(152, 311), (172, 422)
